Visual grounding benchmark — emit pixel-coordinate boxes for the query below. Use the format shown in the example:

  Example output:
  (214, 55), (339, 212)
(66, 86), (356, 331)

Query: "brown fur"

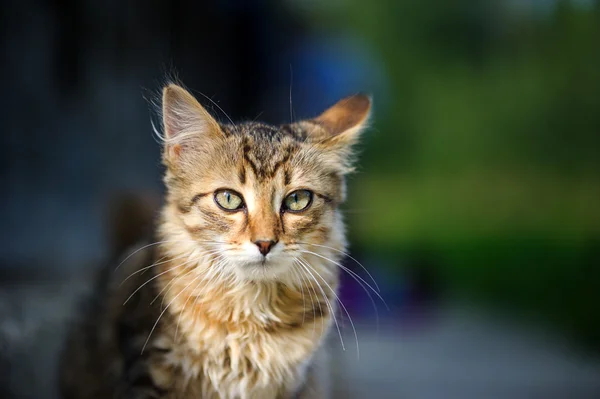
(61, 83), (371, 399)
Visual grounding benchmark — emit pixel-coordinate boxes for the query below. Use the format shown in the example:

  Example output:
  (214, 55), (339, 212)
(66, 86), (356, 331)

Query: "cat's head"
(159, 84), (370, 282)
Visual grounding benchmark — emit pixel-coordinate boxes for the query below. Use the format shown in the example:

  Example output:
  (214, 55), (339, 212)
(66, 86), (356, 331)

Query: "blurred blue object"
(287, 33), (389, 119)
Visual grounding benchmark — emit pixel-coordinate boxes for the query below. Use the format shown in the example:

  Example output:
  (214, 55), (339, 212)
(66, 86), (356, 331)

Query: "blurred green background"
(306, 0), (600, 347)
(2, 1), (600, 397)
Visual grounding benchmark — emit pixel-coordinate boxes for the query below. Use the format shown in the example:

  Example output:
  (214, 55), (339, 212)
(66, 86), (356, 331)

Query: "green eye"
(214, 190), (244, 211)
(283, 190), (313, 212)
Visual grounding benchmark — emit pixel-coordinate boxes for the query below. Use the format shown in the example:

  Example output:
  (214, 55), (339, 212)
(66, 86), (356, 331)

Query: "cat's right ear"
(162, 84), (223, 162)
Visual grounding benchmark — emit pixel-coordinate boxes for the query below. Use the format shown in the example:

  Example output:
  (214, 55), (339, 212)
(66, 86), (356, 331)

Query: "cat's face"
(160, 84), (370, 281)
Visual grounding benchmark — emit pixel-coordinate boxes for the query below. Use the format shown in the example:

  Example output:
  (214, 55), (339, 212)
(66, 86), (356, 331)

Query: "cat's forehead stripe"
(236, 124), (299, 181)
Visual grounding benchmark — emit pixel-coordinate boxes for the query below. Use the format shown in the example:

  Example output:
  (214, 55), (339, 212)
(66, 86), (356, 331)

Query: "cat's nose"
(254, 240), (277, 256)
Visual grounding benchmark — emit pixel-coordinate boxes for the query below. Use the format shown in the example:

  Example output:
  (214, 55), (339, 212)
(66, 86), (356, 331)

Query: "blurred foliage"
(302, 0), (600, 346)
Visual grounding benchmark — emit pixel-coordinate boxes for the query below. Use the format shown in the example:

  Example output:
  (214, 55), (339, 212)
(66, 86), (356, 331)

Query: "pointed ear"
(304, 94), (372, 175)
(161, 84), (223, 162)
(311, 93), (372, 146)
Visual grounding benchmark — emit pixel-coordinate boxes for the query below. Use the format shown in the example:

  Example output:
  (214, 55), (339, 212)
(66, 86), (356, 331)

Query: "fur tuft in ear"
(312, 93), (372, 145)
(304, 93), (372, 175)
(161, 84), (223, 163)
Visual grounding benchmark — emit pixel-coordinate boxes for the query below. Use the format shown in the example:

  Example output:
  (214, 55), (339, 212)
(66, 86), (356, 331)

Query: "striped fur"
(61, 84), (371, 399)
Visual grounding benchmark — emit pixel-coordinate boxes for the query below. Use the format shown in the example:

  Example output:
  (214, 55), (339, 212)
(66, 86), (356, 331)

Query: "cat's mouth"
(221, 242), (294, 279)
(244, 255), (272, 267)
(241, 253), (287, 270)
(233, 241), (282, 266)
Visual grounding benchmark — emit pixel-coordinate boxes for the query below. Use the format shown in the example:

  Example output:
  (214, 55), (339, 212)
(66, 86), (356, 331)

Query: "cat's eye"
(214, 189), (244, 211)
(283, 190), (313, 212)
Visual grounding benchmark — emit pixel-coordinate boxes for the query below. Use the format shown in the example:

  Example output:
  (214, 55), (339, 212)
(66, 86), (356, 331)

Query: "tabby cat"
(60, 83), (371, 399)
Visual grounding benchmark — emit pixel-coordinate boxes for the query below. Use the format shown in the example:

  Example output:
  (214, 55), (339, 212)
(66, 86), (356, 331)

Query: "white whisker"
(192, 90), (236, 126)
(115, 240), (170, 272)
(123, 257), (197, 306)
(292, 259), (317, 335)
(119, 252), (189, 286)
(300, 249), (388, 310)
(154, 249), (222, 307)
(300, 250), (383, 334)
(174, 276), (205, 342)
(298, 256), (360, 358)
(296, 258), (346, 353)
(289, 64), (294, 123)
(155, 265), (197, 307)
(301, 262), (326, 337)
(289, 260), (306, 326)
(177, 254), (228, 341)
(297, 242), (381, 293)
(142, 272), (204, 354)
(294, 260), (321, 337)
(114, 239), (226, 272)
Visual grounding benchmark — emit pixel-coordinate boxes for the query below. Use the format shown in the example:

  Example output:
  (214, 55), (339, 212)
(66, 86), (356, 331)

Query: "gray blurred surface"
(1, 276), (599, 399)
(332, 312), (600, 398)
(0, 274), (92, 399)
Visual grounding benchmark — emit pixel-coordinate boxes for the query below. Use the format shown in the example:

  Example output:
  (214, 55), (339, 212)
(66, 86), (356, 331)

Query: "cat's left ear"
(161, 84), (223, 164)
(311, 93), (372, 148)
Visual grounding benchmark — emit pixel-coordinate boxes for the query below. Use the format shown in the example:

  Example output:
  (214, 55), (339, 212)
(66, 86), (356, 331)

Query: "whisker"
(293, 259), (319, 336)
(297, 242), (381, 293)
(157, 250), (225, 307)
(119, 252), (189, 286)
(298, 256), (360, 358)
(154, 249), (222, 306)
(300, 249), (388, 310)
(291, 262), (316, 328)
(296, 258), (346, 353)
(140, 255), (168, 277)
(289, 260), (306, 327)
(252, 111), (264, 122)
(289, 64), (294, 123)
(300, 251), (382, 334)
(155, 265), (197, 307)
(298, 261), (325, 337)
(174, 275), (206, 342)
(176, 254), (228, 341)
(192, 90), (236, 126)
(189, 286), (204, 327)
(115, 240), (170, 272)
(114, 239), (226, 272)
(123, 257), (197, 306)
(142, 272), (204, 354)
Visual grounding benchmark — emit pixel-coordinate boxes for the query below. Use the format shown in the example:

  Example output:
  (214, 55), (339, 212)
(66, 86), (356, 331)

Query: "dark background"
(1, 0), (600, 398)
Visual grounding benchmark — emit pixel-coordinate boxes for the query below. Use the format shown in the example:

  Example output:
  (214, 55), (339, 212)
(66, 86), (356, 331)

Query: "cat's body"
(61, 84), (371, 399)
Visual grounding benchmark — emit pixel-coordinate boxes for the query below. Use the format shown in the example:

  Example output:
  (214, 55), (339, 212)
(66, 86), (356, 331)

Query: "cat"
(60, 83), (371, 399)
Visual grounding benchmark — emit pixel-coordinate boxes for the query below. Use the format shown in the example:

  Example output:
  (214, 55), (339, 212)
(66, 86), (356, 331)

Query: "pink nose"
(254, 240), (276, 256)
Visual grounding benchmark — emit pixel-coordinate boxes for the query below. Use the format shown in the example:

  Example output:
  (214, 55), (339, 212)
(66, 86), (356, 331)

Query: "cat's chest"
(149, 316), (320, 398)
